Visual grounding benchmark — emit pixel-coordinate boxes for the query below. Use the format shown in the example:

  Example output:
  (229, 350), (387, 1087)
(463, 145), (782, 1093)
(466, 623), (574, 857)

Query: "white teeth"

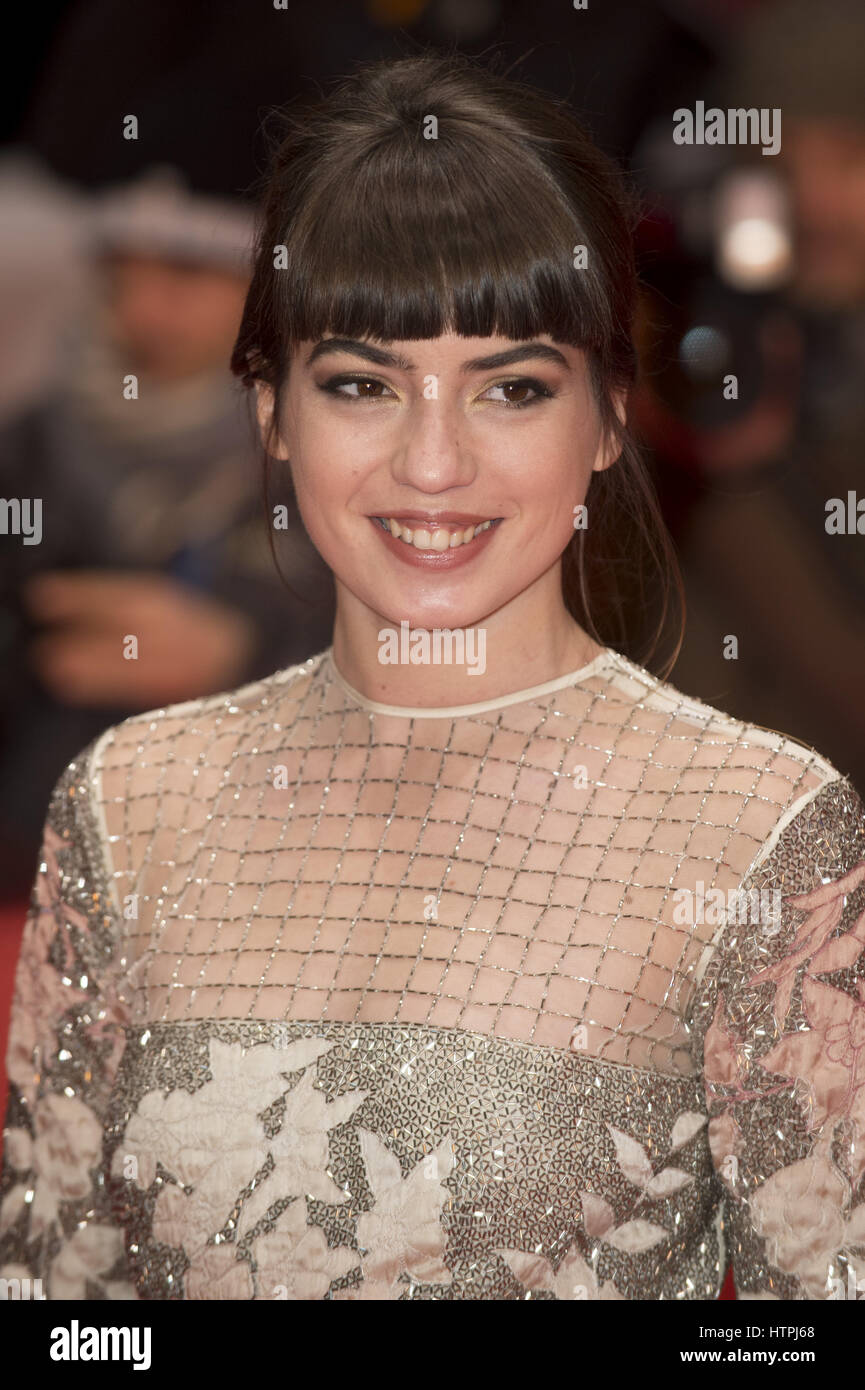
(376, 517), (497, 551)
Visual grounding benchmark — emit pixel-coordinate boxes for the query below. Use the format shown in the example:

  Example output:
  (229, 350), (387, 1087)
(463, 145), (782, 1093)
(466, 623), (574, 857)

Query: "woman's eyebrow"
(306, 338), (413, 370)
(305, 338), (570, 372)
(463, 343), (569, 371)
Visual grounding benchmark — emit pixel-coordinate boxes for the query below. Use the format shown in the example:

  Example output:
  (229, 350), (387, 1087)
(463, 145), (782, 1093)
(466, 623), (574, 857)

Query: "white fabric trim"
(327, 647), (616, 718)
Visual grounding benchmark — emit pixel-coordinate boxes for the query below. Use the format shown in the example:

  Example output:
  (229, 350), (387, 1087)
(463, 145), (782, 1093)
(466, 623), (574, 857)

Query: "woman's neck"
(330, 590), (604, 710)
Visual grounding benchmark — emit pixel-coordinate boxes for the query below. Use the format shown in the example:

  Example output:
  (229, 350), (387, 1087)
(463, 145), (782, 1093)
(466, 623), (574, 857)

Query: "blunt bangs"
(270, 130), (609, 360)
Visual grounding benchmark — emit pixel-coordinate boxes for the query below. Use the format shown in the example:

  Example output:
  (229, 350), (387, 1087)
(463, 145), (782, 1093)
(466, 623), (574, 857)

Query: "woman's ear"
(592, 389), (628, 473)
(254, 381), (290, 460)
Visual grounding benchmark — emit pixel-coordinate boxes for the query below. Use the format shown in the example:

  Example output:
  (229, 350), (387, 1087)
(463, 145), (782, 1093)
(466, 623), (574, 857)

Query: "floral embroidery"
(578, 1112), (706, 1254)
(114, 1037), (367, 1298)
(748, 862), (865, 1027)
(494, 1107), (708, 1297)
(331, 1131), (455, 1299)
(745, 1136), (865, 1299)
(254, 1199), (357, 1299)
(3, 1094), (103, 1239)
(48, 1224), (138, 1300)
(758, 979), (865, 1153)
(114, 1036), (461, 1299)
(703, 856), (865, 1296)
(1, 1091), (137, 1299)
(496, 1244), (625, 1300)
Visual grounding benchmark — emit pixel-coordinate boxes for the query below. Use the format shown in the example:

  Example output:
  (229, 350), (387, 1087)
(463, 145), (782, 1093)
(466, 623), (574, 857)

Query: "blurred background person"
(0, 163), (336, 899)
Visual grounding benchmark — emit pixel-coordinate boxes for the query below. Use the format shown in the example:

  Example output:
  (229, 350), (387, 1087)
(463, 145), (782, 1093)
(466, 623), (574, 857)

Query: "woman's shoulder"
(68, 647), (332, 806)
(596, 645), (861, 857)
(603, 644), (848, 784)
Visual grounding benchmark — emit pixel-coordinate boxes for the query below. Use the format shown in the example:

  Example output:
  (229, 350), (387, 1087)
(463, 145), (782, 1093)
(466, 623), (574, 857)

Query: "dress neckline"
(325, 645), (616, 718)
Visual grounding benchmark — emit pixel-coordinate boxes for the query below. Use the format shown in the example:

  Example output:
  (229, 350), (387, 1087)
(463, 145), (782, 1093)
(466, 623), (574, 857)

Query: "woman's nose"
(387, 394), (478, 491)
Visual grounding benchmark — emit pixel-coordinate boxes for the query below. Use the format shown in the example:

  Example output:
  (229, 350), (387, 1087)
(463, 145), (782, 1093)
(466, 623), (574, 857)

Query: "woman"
(1, 52), (863, 1302)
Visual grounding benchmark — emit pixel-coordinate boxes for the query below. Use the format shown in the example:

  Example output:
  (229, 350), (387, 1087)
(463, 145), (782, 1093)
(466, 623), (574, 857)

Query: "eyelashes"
(316, 374), (557, 410)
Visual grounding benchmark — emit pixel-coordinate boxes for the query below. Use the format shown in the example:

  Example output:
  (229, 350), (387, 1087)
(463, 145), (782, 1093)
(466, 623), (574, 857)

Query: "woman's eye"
(320, 376), (395, 400)
(480, 378), (553, 409)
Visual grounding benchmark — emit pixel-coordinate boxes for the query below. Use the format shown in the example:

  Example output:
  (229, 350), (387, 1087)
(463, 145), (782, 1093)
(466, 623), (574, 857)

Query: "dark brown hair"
(230, 49), (685, 675)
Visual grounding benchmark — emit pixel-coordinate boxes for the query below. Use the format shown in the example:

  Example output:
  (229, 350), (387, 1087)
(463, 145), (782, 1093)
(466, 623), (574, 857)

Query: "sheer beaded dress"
(2, 644), (864, 1299)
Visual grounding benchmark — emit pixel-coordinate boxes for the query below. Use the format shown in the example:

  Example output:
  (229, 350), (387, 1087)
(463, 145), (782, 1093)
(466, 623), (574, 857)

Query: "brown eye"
(319, 375), (395, 401)
(501, 382), (533, 405)
(481, 378), (553, 409)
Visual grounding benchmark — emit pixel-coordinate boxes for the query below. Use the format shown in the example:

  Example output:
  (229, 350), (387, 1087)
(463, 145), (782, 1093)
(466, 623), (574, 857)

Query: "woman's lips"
(368, 515), (503, 568)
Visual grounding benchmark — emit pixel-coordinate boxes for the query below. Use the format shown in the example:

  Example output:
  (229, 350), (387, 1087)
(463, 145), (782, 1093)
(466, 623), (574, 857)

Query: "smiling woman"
(231, 49), (683, 699)
(2, 51), (864, 1304)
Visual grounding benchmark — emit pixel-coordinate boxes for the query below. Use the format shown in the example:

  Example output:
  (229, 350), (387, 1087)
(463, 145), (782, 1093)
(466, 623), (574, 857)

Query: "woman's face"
(257, 332), (623, 635)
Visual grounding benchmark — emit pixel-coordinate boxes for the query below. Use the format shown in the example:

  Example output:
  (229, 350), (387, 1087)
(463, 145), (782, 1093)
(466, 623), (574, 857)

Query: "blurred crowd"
(1, 0), (863, 900)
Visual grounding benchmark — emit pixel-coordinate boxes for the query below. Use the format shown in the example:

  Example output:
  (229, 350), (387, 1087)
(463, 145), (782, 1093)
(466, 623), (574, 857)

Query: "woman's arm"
(0, 737), (136, 1299)
(695, 773), (865, 1300)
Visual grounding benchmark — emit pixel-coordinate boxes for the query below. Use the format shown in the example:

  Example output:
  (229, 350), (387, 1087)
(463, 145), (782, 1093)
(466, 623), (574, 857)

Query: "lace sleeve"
(0, 736), (136, 1300)
(691, 774), (865, 1300)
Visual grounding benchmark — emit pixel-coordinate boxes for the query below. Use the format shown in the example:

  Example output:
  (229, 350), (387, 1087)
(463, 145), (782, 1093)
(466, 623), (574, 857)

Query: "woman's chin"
(369, 609), (492, 636)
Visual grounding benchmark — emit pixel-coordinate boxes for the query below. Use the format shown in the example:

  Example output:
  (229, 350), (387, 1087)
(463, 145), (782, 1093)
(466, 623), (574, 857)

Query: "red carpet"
(0, 897), (28, 1141)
